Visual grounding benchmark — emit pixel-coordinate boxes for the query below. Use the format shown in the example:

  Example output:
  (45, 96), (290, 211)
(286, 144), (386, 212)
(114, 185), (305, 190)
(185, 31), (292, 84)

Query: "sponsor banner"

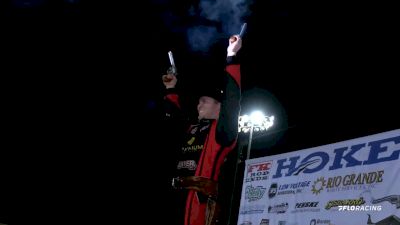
(237, 129), (400, 225)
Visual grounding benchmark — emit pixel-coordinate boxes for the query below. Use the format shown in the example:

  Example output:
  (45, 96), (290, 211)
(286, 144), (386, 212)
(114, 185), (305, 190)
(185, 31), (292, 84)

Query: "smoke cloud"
(152, 0), (252, 52)
(188, 0), (252, 52)
(186, 25), (218, 52)
(199, 0), (251, 35)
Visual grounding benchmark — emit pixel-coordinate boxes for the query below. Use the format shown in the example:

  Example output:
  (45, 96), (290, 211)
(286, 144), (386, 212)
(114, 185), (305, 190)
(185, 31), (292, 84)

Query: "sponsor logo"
(259, 219), (269, 225)
(325, 197), (365, 210)
(272, 181), (311, 197)
(311, 177), (326, 195)
(271, 136), (400, 178)
(240, 205), (266, 214)
(291, 202), (320, 213)
(187, 136), (195, 145)
(268, 183), (277, 198)
(296, 202), (319, 208)
(240, 222), (252, 225)
(371, 194), (400, 208)
(182, 144), (203, 153)
(268, 203), (288, 214)
(245, 185), (266, 202)
(278, 221), (299, 225)
(309, 219), (331, 225)
(246, 161), (273, 182)
(311, 171), (383, 195)
(360, 190), (400, 208)
(200, 124), (210, 132)
(189, 126), (198, 134)
(177, 160), (197, 170)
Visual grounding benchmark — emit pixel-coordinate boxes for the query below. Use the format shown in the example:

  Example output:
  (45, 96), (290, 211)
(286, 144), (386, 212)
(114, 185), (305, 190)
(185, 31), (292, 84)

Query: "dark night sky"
(2, 1), (398, 146)
(1, 0), (400, 224)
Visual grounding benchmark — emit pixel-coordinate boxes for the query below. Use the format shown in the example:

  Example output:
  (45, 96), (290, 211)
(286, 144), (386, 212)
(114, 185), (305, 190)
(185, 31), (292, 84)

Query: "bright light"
(238, 111), (274, 133)
(241, 114), (250, 123)
(250, 111), (265, 125)
(238, 111), (275, 160)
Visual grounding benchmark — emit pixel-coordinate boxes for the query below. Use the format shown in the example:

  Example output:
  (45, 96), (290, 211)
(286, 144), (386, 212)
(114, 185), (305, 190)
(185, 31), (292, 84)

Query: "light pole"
(227, 111), (275, 225)
(238, 111), (274, 160)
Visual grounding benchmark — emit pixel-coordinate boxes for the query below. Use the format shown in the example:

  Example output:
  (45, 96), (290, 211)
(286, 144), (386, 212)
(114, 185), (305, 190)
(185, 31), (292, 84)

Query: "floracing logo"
(268, 203), (289, 214)
(291, 202), (320, 213)
(245, 185), (266, 202)
(325, 197), (365, 210)
(338, 205), (382, 211)
(246, 161), (273, 182)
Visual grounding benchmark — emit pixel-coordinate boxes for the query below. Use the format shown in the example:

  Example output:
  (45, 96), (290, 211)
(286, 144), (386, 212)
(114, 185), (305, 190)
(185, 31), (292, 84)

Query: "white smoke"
(199, 0), (251, 35)
(186, 26), (218, 52)
(187, 0), (252, 52)
(151, 0), (252, 52)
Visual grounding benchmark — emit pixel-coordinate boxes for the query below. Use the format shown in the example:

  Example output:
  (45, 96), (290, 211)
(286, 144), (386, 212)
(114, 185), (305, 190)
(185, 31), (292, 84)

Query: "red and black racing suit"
(164, 55), (241, 225)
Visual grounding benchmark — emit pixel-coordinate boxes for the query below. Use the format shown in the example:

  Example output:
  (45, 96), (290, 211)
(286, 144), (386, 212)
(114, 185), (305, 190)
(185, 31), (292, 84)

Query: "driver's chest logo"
(187, 137), (195, 145)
